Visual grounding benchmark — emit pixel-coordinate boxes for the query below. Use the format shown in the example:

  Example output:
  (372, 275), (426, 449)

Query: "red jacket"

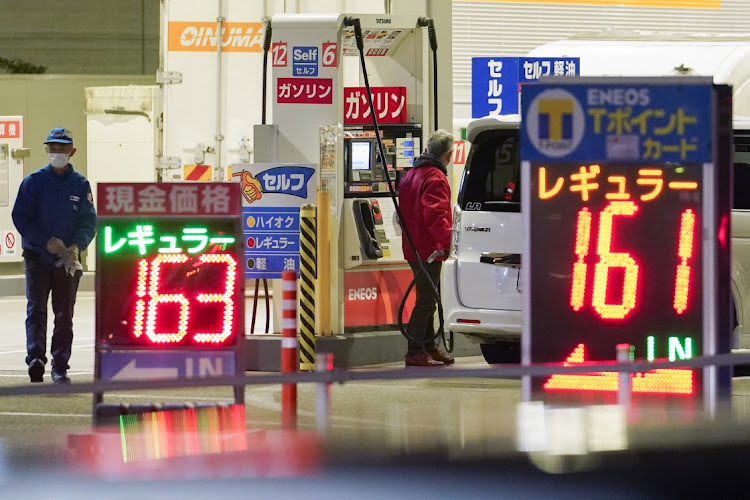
(398, 153), (452, 262)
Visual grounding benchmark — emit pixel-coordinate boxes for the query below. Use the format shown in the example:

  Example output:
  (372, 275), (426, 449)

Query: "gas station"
(5, 2), (750, 492)
(241, 12), (478, 369)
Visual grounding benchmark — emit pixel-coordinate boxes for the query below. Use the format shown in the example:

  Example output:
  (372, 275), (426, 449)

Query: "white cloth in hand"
(57, 244), (82, 276)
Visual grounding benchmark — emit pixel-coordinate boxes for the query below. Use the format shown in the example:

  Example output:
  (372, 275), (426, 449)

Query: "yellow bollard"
(299, 204), (317, 371)
(317, 190), (331, 336)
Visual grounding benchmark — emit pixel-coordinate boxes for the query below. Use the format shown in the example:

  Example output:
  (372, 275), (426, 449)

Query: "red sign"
(322, 42), (337, 67)
(0, 120), (20, 139)
(97, 182), (241, 217)
(344, 269), (415, 328)
(277, 78), (333, 105)
(344, 86), (407, 124)
(272, 42), (287, 66)
(366, 48), (388, 57)
(453, 140), (467, 165)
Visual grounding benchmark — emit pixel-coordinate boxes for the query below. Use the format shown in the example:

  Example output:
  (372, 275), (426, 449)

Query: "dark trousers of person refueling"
(406, 260), (442, 353)
(24, 258), (81, 373)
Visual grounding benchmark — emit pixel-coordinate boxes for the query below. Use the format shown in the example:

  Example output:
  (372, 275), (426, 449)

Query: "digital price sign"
(97, 219), (240, 348)
(94, 183), (244, 400)
(520, 78), (732, 408)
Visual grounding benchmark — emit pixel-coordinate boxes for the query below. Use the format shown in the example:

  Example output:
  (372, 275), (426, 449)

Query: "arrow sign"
(111, 359), (179, 380)
(99, 351), (235, 381)
(543, 344), (694, 395)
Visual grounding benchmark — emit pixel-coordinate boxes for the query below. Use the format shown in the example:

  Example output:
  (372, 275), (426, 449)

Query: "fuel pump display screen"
(528, 161), (703, 398)
(351, 141), (372, 170)
(97, 218), (241, 349)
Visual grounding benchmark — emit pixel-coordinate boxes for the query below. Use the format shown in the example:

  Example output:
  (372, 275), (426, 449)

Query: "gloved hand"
(61, 244), (82, 277)
(46, 237), (66, 255)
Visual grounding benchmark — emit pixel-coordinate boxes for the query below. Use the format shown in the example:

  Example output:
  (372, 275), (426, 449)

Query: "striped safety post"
(299, 204), (317, 371)
(281, 270), (298, 430)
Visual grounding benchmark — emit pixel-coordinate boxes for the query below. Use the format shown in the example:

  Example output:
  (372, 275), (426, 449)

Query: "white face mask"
(48, 153), (69, 169)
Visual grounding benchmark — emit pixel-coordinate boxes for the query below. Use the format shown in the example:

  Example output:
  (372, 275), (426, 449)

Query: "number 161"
(569, 200), (696, 319)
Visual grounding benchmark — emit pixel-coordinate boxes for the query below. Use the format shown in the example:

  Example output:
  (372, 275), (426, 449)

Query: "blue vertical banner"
(231, 162), (318, 279)
(472, 57), (580, 118)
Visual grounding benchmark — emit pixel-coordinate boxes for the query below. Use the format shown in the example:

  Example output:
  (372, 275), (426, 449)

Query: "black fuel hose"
(418, 16), (439, 132)
(261, 18), (272, 125)
(343, 17), (451, 352)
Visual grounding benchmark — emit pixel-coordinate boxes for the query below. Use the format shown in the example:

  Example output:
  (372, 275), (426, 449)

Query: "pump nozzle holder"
(418, 17), (438, 51)
(262, 19), (272, 52)
(344, 17), (364, 53)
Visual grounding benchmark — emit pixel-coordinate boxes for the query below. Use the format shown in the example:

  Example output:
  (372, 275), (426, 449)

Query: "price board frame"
(94, 182), (244, 405)
(520, 77), (732, 412)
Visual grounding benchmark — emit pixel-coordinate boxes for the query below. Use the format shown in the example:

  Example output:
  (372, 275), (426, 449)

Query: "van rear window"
(459, 129), (520, 212)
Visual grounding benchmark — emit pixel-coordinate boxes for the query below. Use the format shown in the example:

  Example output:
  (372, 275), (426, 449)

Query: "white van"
(443, 115), (749, 364)
(442, 115), (523, 364)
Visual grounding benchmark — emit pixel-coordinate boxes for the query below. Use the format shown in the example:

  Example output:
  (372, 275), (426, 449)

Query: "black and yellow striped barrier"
(299, 204), (317, 371)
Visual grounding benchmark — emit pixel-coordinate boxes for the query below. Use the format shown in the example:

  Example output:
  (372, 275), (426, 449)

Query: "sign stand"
(93, 182), (245, 416)
(520, 77), (732, 415)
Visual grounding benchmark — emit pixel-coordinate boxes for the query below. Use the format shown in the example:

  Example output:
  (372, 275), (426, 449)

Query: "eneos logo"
(348, 287), (378, 301)
(526, 88), (585, 158)
(168, 22), (263, 52)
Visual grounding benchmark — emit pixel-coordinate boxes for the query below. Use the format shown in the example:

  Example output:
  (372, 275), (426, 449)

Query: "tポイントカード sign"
(520, 78), (732, 412)
(95, 182), (245, 404)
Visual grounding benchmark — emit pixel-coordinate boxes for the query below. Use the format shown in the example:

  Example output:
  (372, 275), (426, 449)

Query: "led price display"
(97, 219), (241, 348)
(529, 162), (702, 398)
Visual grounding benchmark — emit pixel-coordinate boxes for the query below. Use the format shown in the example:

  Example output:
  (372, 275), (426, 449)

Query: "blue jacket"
(12, 164), (97, 264)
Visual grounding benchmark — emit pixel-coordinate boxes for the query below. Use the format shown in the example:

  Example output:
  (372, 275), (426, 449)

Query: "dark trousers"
(406, 260), (442, 353)
(24, 258), (81, 373)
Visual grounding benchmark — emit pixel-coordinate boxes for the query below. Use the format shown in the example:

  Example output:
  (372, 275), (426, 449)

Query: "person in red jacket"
(398, 129), (455, 367)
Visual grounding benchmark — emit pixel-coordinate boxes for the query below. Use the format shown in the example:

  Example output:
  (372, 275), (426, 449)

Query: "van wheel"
(480, 342), (520, 364)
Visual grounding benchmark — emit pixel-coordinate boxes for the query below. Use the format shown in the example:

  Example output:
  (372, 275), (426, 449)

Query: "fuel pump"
(342, 124), (421, 271)
(264, 13), (438, 335)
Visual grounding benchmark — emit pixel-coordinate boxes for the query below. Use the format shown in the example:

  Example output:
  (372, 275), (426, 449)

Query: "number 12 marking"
(569, 201), (696, 319)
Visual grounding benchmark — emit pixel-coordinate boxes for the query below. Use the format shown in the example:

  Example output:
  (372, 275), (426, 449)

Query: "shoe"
(52, 371), (71, 384)
(427, 347), (455, 365)
(405, 352), (444, 367)
(28, 358), (44, 383)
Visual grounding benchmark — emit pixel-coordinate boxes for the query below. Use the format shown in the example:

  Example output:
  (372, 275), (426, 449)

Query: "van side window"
(459, 129), (520, 212)
(735, 132), (750, 210)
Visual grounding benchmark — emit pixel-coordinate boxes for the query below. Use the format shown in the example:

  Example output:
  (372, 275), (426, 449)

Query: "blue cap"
(44, 127), (73, 144)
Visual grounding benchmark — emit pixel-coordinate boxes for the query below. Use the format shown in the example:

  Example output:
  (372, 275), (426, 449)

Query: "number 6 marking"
(146, 254), (190, 343)
(592, 201), (639, 319)
(322, 42), (337, 67)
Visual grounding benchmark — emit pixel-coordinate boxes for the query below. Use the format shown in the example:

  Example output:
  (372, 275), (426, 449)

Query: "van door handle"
(480, 252), (521, 266)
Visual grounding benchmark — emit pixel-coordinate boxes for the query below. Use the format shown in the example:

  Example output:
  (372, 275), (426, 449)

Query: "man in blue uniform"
(12, 127), (97, 384)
